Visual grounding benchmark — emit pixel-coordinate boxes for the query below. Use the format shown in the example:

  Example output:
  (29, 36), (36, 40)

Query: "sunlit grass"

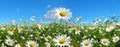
(0, 16), (120, 47)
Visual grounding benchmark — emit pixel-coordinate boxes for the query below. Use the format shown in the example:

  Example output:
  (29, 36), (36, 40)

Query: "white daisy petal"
(53, 35), (71, 47)
(5, 38), (14, 46)
(100, 38), (110, 46)
(44, 7), (72, 21)
(81, 39), (93, 47)
(112, 36), (119, 43)
(26, 40), (39, 47)
(106, 24), (115, 32)
(15, 44), (21, 47)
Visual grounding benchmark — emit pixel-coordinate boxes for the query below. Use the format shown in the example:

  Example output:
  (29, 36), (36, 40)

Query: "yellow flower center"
(29, 43), (35, 47)
(107, 24), (113, 28)
(59, 38), (66, 44)
(59, 11), (66, 17)
(84, 41), (90, 46)
(76, 29), (79, 32)
(115, 38), (118, 41)
(103, 41), (107, 44)
(12, 30), (14, 33)
(8, 41), (12, 44)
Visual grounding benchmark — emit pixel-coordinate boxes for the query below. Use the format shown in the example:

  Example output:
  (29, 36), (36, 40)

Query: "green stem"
(60, 19), (62, 25)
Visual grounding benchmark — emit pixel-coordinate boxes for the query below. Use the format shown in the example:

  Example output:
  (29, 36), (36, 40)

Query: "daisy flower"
(75, 17), (81, 22)
(1, 46), (6, 47)
(1, 26), (6, 30)
(75, 28), (81, 35)
(89, 27), (95, 30)
(15, 44), (21, 47)
(1, 43), (6, 47)
(116, 22), (120, 26)
(12, 19), (15, 24)
(100, 38), (110, 46)
(37, 24), (43, 30)
(81, 39), (93, 47)
(106, 24), (115, 32)
(45, 42), (50, 47)
(68, 28), (75, 33)
(104, 18), (109, 23)
(18, 27), (23, 33)
(112, 36), (119, 43)
(7, 30), (15, 35)
(44, 7), (72, 21)
(53, 35), (71, 47)
(54, 7), (72, 20)
(5, 38), (14, 46)
(26, 40), (39, 47)
(30, 16), (35, 22)
(68, 45), (74, 47)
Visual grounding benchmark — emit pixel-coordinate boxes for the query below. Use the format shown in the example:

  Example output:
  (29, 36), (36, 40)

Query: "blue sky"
(0, 0), (120, 23)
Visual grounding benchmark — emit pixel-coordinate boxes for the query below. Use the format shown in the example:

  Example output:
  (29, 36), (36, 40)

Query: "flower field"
(0, 7), (120, 47)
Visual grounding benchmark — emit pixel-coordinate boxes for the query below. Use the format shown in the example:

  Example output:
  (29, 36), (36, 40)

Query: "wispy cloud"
(46, 4), (51, 8)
